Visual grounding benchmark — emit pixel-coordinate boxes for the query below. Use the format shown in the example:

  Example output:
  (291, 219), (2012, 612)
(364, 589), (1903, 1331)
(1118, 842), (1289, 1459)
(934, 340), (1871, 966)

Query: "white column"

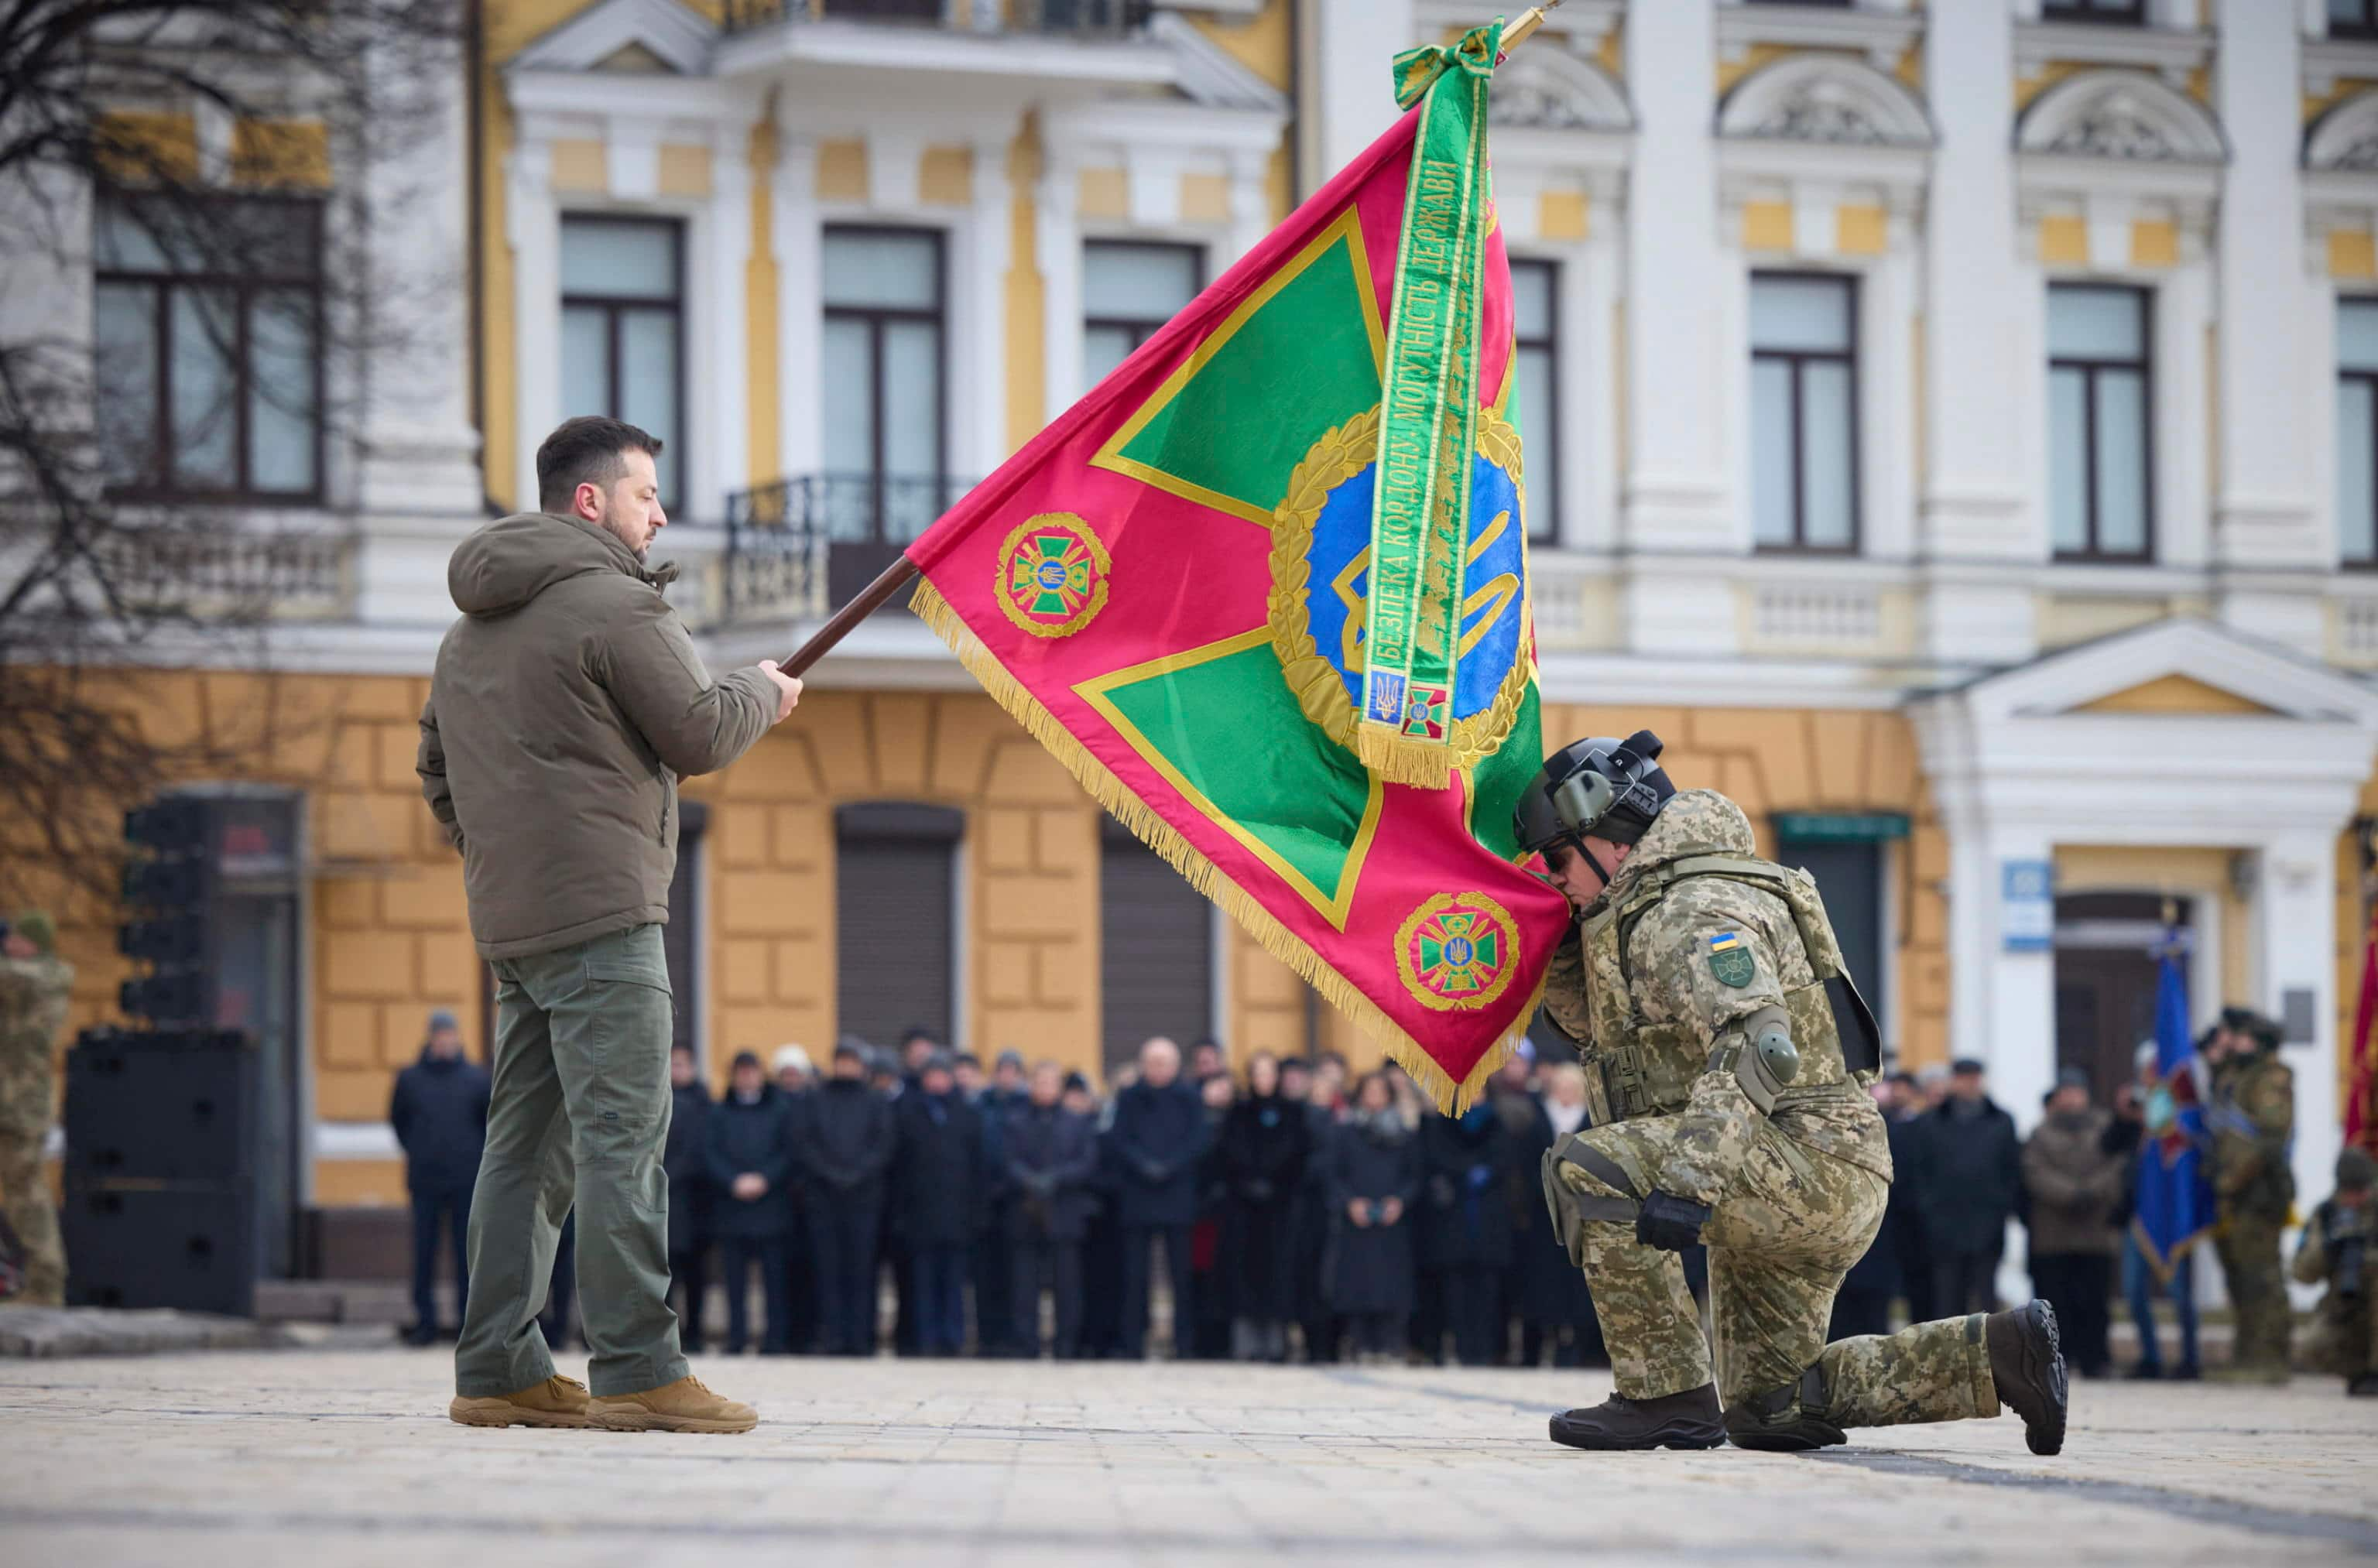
(1300, 0), (1414, 190)
(1921, 0), (2035, 663)
(354, 33), (482, 522)
(1865, 229), (1920, 563)
(506, 139), (560, 517)
(1622, 0), (1728, 557)
(1039, 149), (1084, 423)
(966, 135), (1014, 473)
(1225, 146), (1271, 268)
(2140, 252), (2213, 571)
(2255, 834), (2342, 1291)
(2215, 0), (2325, 650)
(698, 126), (752, 520)
(773, 135), (821, 479)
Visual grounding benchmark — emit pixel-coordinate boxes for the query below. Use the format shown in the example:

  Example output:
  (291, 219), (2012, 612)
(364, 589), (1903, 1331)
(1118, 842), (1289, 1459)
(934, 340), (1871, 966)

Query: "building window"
(560, 217), (684, 510)
(1509, 258), (1561, 544)
(1750, 273), (1859, 552)
(92, 193), (324, 502)
(835, 803), (962, 1050)
(1099, 820), (1213, 1081)
(2335, 0), (2378, 42)
(1083, 240), (1201, 386)
(2047, 284), (2153, 562)
(2042, 0), (2146, 22)
(823, 225), (947, 545)
(2341, 300), (2378, 566)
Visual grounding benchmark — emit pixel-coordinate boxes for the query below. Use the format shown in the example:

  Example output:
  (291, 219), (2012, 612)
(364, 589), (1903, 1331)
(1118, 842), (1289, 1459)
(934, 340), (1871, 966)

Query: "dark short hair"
(1951, 1058), (1986, 1076)
(536, 416), (662, 512)
(731, 1049), (762, 1072)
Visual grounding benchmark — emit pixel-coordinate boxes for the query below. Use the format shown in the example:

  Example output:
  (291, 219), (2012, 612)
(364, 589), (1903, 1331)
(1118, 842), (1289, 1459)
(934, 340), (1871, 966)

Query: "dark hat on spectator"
(954, 1050), (982, 1070)
(1951, 1057), (1986, 1075)
(2055, 1066), (2092, 1092)
(731, 1049), (763, 1072)
(923, 1050), (957, 1077)
(832, 1038), (865, 1064)
(1063, 1071), (1090, 1094)
(2339, 1147), (2376, 1192)
(427, 1008), (460, 1035)
(995, 1049), (1025, 1071)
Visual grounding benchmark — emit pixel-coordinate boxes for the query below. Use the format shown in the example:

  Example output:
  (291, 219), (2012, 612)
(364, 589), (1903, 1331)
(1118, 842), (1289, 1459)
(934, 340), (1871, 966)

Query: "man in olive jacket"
(421, 417), (799, 1433)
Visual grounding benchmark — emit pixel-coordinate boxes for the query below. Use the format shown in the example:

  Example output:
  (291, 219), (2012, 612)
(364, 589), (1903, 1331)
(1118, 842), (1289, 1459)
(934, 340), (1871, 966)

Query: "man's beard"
(597, 511), (649, 560)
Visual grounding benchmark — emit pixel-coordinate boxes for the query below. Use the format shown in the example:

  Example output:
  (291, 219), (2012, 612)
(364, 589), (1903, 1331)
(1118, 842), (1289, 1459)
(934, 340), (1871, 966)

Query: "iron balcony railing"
(721, 471), (975, 622)
(721, 0), (1148, 36)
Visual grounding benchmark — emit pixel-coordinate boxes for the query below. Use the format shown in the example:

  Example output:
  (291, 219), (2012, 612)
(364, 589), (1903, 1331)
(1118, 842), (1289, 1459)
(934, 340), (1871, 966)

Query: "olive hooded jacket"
(418, 511), (775, 959)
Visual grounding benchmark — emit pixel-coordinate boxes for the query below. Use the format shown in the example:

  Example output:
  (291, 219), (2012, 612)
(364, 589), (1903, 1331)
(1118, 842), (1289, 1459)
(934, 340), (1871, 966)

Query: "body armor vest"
(1574, 854), (1876, 1127)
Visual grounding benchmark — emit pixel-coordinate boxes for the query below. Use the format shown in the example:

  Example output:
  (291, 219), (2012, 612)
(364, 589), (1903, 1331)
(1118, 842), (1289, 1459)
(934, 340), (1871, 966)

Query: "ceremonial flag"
(2132, 929), (2215, 1279)
(902, 23), (1568, 1107)
(2347, 906), (2378, 1154)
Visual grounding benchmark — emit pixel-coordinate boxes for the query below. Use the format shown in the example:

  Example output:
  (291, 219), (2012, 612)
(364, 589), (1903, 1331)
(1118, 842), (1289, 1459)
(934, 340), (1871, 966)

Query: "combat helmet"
(1512, 729), (1676, 885)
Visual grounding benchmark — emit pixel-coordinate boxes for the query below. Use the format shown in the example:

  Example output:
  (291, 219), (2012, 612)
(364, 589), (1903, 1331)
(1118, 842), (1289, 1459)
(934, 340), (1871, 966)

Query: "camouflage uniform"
(1540, 790), (2002, 1436)
(0, 933), (74, 1306)
(2208, 1045), (2294, 1377)
(2290, 1195), (2373, 1383)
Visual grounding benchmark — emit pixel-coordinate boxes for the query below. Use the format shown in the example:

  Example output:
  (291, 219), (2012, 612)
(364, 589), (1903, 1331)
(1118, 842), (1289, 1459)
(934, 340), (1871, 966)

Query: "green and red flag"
(905, 22), (1566, 1108)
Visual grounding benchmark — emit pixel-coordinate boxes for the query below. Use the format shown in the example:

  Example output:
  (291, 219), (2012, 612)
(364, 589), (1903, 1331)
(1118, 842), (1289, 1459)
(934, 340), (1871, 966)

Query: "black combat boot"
(1986, 1299), (2069, 1457)
(1547, 1382), (1726, 1451)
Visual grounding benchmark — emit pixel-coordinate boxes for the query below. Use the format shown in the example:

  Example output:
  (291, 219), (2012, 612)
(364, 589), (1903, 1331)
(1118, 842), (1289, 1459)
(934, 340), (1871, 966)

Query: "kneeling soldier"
(2292, 1147), (2376, 1397)
(1515, 731), (2068, 1454)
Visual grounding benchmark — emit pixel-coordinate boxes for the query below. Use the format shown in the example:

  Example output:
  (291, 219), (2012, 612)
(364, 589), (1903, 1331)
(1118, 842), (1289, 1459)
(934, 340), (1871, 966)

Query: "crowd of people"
(389, 1008), (2374, 1394)
(644, 1031), (1606, 1367)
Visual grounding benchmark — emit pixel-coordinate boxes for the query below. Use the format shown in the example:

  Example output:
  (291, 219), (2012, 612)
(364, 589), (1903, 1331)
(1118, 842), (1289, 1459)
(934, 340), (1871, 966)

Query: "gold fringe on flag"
(1353, 724), (1461, 791)
(911, 577), (1538, 1114)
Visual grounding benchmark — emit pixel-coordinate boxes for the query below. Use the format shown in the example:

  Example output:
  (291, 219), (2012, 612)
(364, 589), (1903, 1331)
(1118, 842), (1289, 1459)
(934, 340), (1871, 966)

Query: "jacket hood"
(448, 510), (666, 618)
(1605, 789), (1756, 896)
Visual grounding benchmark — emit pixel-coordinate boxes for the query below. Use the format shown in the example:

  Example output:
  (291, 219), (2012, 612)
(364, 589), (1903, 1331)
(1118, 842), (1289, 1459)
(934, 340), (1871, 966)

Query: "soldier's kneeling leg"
(1541, 1128), (1713, 1399)
(1724, 1365), (1849, 1453)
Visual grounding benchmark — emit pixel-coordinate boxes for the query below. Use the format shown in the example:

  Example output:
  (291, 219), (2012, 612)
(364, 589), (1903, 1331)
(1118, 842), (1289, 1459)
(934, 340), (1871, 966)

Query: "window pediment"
(1718, 55), (1934, 151)
(2017, 69), (2226, 166)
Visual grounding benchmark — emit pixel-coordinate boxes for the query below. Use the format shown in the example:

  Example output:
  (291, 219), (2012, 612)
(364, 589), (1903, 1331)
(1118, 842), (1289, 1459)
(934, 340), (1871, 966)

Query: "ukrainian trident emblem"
(1396, 891), (1520, 1012)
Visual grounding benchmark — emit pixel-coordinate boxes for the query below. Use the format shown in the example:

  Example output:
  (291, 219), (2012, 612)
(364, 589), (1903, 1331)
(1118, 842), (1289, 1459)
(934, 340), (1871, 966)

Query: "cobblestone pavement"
(2, 1348), (2373, 1566)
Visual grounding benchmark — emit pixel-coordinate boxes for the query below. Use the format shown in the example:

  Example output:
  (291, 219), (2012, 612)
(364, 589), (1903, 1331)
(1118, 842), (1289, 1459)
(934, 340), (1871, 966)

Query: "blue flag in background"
(2133, 929), (2215, 1279)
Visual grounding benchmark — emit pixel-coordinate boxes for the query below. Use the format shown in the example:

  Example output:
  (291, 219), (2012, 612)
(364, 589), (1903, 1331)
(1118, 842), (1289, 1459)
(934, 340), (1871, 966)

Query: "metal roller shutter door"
(837, 803), (961, 1049)
(1099, 823), (1211, 1079)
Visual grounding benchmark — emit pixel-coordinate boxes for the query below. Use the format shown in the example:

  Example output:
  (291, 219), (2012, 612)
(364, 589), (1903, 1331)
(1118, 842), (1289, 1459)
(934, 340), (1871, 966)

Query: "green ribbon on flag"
(1359, 20), (1503, 789)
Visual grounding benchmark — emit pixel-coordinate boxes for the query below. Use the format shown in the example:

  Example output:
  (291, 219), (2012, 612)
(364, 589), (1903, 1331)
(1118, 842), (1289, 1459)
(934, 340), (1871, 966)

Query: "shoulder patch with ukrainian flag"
(1706, 930), (1756, 989)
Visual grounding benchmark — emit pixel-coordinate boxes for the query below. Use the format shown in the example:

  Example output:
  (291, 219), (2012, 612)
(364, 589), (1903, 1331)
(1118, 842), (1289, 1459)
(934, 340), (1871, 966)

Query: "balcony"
(722, 471), (975, 625)
(720, 0), (1150, 37)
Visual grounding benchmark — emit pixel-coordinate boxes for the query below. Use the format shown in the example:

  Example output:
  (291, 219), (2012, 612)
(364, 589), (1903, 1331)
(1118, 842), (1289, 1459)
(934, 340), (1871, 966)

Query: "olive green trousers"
(454, 924), (685, 1398)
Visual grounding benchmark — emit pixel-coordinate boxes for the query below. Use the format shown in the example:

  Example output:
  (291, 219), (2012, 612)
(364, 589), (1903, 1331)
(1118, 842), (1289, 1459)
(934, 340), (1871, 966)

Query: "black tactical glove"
(1635, 1191), (1712, 1253)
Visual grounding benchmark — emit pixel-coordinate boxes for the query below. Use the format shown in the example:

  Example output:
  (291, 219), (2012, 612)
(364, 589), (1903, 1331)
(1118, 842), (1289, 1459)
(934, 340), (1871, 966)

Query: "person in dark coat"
(1107, 1036), (1209, 1359)
(2023, 1068), (2122, 1378)
(1323, 1072), (1420, 1362)
(1489, 1053), (1555, 1365)
(1218, 1053), (1311, 1362)
(389, 1009), (490, 1346)
(1069, 1072), (1125, 1358)
(769, 1046), (817, 1355)
(1187, 1070), (1236, 1361)
(706, 1051), (797, 1354)
(1909, 1058), (2023, 1316)
(1288, 1061), (1345, 1364)
(1523, 1062), (1605, 1367)
(1003, 1060), (1099, 1358)
(1418, 1101), (1514, 1366)
(799, 1041), (895, 1355)
(892, 1053), (984, 1356)
(663, 1043), (714, 1352)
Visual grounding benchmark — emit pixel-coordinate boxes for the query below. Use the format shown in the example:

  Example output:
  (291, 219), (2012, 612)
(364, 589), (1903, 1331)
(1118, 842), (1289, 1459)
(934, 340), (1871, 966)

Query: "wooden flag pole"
(779, 0), (1565, 679)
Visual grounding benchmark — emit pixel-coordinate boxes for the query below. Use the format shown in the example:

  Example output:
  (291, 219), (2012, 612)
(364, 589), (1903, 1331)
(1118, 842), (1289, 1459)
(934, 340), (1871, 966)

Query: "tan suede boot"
(448, 1375), (591, 1429)
(586, 1375), (758, 1434)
